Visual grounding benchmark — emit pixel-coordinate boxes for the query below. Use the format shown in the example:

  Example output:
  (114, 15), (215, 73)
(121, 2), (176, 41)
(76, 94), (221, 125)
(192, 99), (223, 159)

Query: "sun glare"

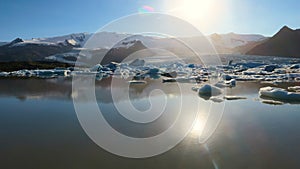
(164, 0), (225, 33)
(190, 116), (207, 137)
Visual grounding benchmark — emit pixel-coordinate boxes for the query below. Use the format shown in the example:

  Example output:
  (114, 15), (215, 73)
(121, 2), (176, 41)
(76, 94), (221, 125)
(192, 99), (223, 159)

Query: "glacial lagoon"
(0, 55), (300, 169)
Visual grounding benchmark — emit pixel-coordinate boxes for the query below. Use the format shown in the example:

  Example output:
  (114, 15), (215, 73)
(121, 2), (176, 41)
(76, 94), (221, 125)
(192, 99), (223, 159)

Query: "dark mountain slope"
(247, 26), (300, 57)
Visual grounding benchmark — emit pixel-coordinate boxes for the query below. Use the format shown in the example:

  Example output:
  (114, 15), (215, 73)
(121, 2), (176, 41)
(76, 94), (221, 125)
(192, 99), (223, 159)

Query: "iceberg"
(264, 65), (278, 72)
(290, 64), (300, 69)
(105, 62), (119, 71)
(161, 71), (177, 78)
(215, 79), (236, 88)
(90, 64), (103, 72)
(197, 84), (222, 96)
(259, 86), (300, 101)
(146, 68), (160, 75)
(162, 77), (194, 83)
(222, 74), (233, 81)
(0, 72), (9, 77)
(34, 70), (55, 77)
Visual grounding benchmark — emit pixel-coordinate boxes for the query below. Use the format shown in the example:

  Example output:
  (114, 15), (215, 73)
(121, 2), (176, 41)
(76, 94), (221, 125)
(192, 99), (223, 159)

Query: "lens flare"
(138, 5), (155, 13)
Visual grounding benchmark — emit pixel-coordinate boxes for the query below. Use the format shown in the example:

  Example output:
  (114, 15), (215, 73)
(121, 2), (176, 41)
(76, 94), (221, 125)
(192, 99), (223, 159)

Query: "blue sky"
(1, 0), (299, 41)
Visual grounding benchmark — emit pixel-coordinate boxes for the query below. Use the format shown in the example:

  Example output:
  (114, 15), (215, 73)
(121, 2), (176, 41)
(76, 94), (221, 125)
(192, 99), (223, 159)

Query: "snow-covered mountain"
(6, 32), (266, 49)
(0, 31), (268, 63)
(10, 33), (91, 47)
(209, 33), (267, 48)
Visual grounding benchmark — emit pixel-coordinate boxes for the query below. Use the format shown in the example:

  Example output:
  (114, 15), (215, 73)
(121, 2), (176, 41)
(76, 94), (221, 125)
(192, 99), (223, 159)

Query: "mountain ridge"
(2, 26), (299, 64)
(247, 26), (300, 57)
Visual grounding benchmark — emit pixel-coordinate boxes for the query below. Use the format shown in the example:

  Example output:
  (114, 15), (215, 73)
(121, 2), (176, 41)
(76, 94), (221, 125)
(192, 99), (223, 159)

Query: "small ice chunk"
(290, 64), (300, 69)
(273, 68), (286, 74)
(162, 77), (194, 83)
(259, 86), (300, 101)
(161, 71), (177, 78)
(228, 79), (236, 86)
(128, 80), (147, 84)
(224, 96), (247, 100)
(191, 86), (198, 92)
(34, 70), (55, 77)
(146, 68), (159, 75)
(210, 97), (224, 103)
(0, 72), (9, 77)
(105, 62), (119, 71)
(215, 79), (236, 88)
(222, 74), (233, 81)
(288, 86), (300, 92)
(90, 64), (103, 72)
(162, 78), (176, 83)
(264, 65), (277, 72)
(261, 100), (284, 105)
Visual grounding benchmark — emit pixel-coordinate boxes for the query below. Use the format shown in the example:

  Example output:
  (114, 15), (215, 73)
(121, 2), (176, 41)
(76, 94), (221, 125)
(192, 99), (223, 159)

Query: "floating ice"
(162, 78), (176, 83)
(259, 86), (300, 101)
(34, 70), (55, 77)
(224, 95), (247, 100)
(290, 64), (300, 69)
(210, 97), (224, 103)
(0, 72), (9, 77)
(90, 64), (103, 72)
(161, 71), (177, 78)
(222, 74), (233, 81)
(261, 100), (284, 105)
(146, 68), (160, 75)
(0, 55), (299, 83)
(128, 80), (147, 84)
(105, 62), (119, 71)
(197, 84), (222, 96)
(264, 65), (278, 72)
(216, 79), (236, 88)
(288, 86), (300, 92)
(162, 77), (195, 83)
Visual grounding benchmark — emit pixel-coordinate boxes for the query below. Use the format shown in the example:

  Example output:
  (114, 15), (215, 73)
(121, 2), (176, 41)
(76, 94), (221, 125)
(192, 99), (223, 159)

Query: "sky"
(0, 0), (300, 41)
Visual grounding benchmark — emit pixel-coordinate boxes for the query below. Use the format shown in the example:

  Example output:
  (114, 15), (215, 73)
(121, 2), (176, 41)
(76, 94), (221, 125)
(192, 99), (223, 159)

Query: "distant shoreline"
(0, 61), (73, 72)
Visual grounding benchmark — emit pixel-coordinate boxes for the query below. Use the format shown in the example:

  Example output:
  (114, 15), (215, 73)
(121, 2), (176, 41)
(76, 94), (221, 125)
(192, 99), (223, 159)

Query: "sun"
(166, 0), (214, 19)
(164, 0), (222, 33)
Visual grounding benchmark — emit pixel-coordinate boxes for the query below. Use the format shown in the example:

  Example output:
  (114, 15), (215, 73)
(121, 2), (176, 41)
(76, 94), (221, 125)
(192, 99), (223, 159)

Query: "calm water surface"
(0, 77), (299, 169)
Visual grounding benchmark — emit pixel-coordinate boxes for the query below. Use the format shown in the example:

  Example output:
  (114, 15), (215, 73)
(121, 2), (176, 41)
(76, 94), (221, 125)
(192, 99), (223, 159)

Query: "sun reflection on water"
(190, 114), (208, 138)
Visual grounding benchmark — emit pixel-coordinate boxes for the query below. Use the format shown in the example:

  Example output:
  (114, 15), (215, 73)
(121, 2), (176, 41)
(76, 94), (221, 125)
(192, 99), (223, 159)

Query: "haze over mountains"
(0, 26), (299, 64)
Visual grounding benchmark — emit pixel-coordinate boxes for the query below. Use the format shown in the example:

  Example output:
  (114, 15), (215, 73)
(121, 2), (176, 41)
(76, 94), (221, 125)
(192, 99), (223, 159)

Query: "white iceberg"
(216, 79), (236, 88)
(0, 72), (9, 77)
(261, 100), (284, 105)
(128, 80), (147, 84)
(210, 97), (224, 103)
(224, 96), (247, 100)
(259, 86), (300, 101)
(288, 86), (300, 92)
